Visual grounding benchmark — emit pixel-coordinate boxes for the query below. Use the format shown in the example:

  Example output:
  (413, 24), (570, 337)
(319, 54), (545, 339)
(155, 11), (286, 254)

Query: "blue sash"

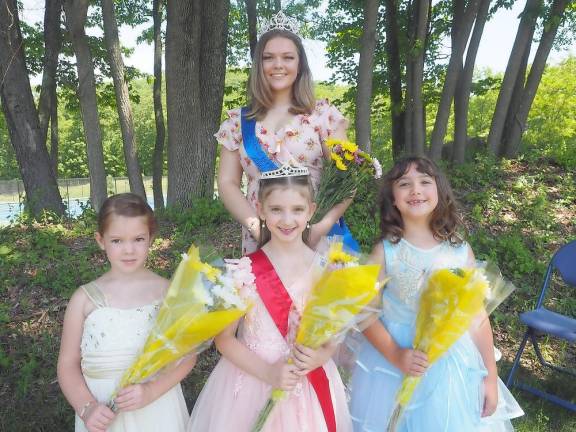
(240, 107), (360, 252)
(241, 107), (278, 172)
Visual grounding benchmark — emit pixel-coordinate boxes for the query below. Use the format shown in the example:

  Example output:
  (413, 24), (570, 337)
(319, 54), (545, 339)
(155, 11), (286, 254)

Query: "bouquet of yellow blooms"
(387, 263), (516, 431)
(312, 138), (382, 223)
(252, 239), (386, 431)
(108, 245), (250, 409)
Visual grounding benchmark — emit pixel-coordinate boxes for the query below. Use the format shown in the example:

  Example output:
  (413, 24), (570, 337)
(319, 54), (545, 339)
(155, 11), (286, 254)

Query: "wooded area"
(0, 2), (575, 430)
(0, 0), (575, 215)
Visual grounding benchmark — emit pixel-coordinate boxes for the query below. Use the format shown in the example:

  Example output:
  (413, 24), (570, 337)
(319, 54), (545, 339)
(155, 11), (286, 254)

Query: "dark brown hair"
(257, 175), (314, 247)
(247, 30), (315, 120)
(379, 156), (463, 244)
(97, 193), (157, 238)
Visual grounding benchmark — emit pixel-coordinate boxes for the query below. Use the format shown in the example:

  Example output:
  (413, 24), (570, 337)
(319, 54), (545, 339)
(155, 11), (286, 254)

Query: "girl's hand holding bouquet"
(108, 245), (251, 410)
(252, 238), (387, 432)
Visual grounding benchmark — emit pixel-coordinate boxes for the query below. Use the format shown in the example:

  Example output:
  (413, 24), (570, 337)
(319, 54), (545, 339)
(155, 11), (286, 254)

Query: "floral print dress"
(215, 99), (349, 254)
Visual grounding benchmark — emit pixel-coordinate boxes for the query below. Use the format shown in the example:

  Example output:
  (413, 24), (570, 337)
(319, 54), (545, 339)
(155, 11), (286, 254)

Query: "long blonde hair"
(247, 30), (315, 120)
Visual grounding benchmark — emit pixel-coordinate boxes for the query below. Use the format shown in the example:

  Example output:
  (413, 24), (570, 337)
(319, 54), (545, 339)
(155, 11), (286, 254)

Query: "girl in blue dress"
(349, 156), (523, 431)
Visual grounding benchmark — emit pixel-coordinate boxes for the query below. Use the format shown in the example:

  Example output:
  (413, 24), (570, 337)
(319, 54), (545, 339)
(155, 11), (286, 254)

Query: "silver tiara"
(260, 163), (309, 180)
(258, 11), (301, 38)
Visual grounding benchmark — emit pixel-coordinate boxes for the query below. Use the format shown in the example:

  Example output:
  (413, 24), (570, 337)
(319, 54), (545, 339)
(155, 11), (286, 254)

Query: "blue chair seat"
(520, 308), (576, 343)
(506, 240), (576, 411)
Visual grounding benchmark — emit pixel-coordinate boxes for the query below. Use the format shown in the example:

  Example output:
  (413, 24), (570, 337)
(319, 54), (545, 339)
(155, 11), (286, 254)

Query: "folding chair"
(506, 240), (576, 411)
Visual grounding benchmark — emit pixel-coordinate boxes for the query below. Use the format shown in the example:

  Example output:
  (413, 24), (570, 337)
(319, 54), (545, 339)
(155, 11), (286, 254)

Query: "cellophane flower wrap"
(252, 238), (385, 432)
(387, 262), (516, 431)
(108, 245), (251, 409)
(312, 139), (382, 223)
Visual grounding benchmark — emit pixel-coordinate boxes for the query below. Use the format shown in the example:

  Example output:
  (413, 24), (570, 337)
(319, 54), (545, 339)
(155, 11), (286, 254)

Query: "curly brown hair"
(379, 156), (463, 245)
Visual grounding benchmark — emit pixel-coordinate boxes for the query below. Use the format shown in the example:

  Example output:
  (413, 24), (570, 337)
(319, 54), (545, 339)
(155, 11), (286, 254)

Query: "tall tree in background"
(0, 0), (64, 216)
(152, 0), (165, 209)
(487, 0), (543, 155)
(429, 0), (481, 161)
(452, 0), (491, 164)
(384, 0), (405, 158)
(355, 0), (380, 152)
(500, 0), (572, 157)
(63, 0), (108, 211)
(37, 0), (62, 175)
(246, 0), (258, 58)
(404, 0), (430, 155)
(166, 0), (230, 207)
(102, 0), (146, 198)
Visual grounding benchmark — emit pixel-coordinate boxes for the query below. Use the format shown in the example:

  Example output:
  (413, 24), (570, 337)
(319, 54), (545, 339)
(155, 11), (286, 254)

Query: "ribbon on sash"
(240, 106), (359, 252)
(248, 249), (337, 432)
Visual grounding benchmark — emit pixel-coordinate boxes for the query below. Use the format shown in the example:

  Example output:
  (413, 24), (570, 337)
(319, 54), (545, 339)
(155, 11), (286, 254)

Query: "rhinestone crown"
(260, 163), (309, 180)
(258, 11), (301, 38)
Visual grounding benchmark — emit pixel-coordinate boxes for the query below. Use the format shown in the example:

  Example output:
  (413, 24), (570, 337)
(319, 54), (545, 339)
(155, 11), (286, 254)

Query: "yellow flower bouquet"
(108, 245), (250, 409)
(387, 263), (516, 431)
(312, 139), (382, 223)
(252, 239), (385, 431)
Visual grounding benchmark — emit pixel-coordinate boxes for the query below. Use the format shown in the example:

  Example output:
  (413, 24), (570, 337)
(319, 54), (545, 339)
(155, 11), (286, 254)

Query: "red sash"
(248, 249), (337, 432)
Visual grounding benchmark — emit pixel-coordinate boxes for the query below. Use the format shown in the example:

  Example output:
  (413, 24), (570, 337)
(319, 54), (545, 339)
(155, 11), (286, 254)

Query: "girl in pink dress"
(217, 22), (350, 255)
(187, 172), (352, 432)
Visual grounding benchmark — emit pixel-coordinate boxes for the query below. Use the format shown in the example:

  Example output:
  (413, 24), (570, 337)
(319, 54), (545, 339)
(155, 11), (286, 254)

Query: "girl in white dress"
(57, 193), (195, 432)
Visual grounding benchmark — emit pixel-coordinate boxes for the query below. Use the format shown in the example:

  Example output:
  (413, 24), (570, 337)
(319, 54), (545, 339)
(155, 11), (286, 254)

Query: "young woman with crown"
(216, 11), (353, 255)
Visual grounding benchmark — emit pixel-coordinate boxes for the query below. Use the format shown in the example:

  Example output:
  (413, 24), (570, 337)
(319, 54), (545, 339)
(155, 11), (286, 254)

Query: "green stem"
(251, 397), (277, 432)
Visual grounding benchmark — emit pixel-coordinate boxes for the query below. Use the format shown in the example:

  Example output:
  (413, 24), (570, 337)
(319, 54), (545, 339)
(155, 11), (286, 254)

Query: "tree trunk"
(355, 0), (380, 152)
(409, 0), (430, 156)
(166, 0), (229, 207)
(429, 0), (480, 161)
(63, 0), (108, 211)
(500, 35), (532, 155)
(502, 0), (569, 158)
(486, 0), (542, 155)
(246, 0), (257, 59)
(37, 0), (62, 155)
(152, 0), (165, 210)
(101, 0), (146, 199)
(0, 0), (64, 216)
(453, 0), (491, 165)
(49, 84), (60, 175)
(404, 0), (415, 154)
(384, 0), (405, 159)
(274, 0), (281, 13)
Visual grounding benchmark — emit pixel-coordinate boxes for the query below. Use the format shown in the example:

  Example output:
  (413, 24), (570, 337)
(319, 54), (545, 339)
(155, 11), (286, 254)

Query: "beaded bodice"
(80, 283), (160, 356)
(383, 239), (469, 312)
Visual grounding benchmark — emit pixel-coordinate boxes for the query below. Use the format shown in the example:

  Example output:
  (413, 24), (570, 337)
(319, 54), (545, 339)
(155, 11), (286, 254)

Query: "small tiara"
(258, 11), (301, 38)
(260, 163), (309, 180)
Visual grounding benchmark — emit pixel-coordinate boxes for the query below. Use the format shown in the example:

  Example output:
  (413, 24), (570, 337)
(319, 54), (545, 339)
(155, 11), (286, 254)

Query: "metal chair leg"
(531, 333), (576, 376)
(506, 329), (530, 387)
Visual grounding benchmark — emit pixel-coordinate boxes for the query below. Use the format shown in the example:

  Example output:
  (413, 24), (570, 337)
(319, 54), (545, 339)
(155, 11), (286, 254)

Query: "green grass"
(1, 155), (574, 430)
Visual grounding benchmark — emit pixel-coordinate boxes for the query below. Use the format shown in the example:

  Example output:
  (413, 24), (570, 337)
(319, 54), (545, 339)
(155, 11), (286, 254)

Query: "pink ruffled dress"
(187, 257), (352, 432)
(215, 99), (349, 254)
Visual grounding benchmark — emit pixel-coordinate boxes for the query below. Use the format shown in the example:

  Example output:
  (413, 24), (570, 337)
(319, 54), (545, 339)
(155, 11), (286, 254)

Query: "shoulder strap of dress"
(382, 239), (394, 268)
(81, 282), (108, 308)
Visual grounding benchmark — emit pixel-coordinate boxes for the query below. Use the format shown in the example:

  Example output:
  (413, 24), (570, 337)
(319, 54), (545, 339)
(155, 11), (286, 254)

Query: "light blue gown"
(349, 239), (523, 432)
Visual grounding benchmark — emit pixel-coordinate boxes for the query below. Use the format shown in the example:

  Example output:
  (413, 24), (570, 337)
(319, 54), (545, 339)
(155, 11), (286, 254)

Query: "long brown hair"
(379, 156), (463, 244)
(246, 30), (315, 120)
(97, 193), (157, 238)
(257, 175), (314, 247)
